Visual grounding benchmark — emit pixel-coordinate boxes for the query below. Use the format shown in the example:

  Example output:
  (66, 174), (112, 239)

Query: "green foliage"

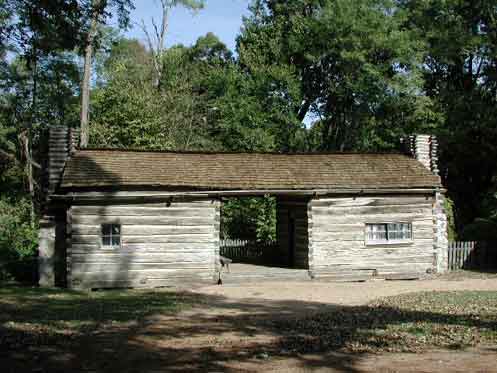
(444, 197), (457, 242)
(238, 0), (427, 152)
(221, 197), (276, 242)
(399, 0), (497, 229)
(90, 38), (216, 150)
(0, 196), (38, 282)
(1, 0), (497, 248)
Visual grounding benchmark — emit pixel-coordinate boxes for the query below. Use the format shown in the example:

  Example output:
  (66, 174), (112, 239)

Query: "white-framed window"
(101, 224), (121, 248)
(365, 223), (412, 245)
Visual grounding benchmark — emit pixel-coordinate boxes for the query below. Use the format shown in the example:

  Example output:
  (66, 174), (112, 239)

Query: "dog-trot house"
(39, 126), (448, 289)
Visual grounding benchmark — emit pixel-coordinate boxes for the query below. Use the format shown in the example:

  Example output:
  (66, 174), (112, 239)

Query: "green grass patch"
(275, 291), (497, 353)
(0, 286), (194, 349)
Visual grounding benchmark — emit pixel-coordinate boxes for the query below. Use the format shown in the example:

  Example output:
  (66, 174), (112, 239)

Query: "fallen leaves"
(272, 291), (497, 354)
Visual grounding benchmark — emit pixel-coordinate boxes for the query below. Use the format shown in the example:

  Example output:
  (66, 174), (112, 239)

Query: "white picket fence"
(447, 241), (496, 270)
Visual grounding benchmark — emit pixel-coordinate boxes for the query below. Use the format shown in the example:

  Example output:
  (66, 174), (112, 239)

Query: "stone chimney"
(402, 134), (447, 274)
(39, 126), (79, 288)
(48, 126), (79, 194)
(403, 134), (439, 176)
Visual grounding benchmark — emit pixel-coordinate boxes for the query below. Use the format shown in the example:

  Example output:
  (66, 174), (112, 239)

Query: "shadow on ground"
(1, 286), (496, 372)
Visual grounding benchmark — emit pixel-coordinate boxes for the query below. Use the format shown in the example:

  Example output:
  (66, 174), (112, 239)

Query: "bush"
(221, 196), (276, 242)
(460, 218), (497, 242)
(0, 197), (38, 282)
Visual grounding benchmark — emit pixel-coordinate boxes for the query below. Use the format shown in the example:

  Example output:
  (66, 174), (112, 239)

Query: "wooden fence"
(220, 239), (278, 263)
(448, 241), (497, 271)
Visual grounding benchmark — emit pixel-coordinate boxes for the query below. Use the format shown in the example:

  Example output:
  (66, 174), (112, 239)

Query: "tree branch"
(0, 149), (18, 164)
(297, 99), (311, 122)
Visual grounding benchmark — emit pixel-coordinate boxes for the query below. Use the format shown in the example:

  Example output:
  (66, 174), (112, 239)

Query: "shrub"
(221, 196), (276, 242)
(0, 197), (38, 282)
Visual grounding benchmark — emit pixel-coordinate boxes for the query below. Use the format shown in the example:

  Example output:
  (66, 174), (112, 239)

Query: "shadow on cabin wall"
(46, 125), (135, 289)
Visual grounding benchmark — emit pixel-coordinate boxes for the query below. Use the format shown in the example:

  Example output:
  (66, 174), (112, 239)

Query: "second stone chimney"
(404, 134), (439, 176)
(48, 126), (79, 194)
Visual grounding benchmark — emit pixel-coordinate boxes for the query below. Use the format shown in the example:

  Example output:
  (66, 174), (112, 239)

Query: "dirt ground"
(176, 274), (497, 372)
(114, 273), (497, 372)
(196, 273), (497, 307)
(4, 273), (497, 372)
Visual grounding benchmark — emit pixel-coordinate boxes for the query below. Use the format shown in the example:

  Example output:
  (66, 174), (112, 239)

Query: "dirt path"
(231, 346), (497, 372)
(194, 276), (497, 307)
(96, 275), (497, 372)
(161, 276), (497, 372)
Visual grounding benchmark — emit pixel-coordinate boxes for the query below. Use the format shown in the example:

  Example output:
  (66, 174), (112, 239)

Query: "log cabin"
(39, 126), (448, 289)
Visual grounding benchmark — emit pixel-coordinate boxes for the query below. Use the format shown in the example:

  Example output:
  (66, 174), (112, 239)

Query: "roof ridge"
(75, 147), (407, 156)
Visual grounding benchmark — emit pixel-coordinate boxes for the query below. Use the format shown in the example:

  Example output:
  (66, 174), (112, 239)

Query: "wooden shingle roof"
(60, 149), (441, 191)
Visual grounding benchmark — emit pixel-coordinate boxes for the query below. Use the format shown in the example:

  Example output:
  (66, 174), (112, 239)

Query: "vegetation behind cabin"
(2, 0), (497, 281)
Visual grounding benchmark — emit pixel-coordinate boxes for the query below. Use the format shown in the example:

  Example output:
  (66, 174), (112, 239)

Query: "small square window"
(101, 224), (121, 248)
(366, 223), (412, 245)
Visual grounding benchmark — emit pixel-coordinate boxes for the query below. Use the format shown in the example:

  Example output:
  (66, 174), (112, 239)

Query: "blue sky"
(124, 0), (251, 52)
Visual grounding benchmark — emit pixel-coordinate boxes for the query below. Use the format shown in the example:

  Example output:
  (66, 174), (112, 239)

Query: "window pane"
(102, 236), (111, 246)
(387, 223), (411, 240)
(367, 223), (411, 243)
(102, 224), (112, 235)
(112, 225), (121, 235)
(367, 224), (387, 241)
(112, 236), (120, 246)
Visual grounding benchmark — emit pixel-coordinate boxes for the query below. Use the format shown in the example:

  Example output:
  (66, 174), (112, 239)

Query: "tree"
(140, 0), (204, 88)
(238, 0), (427, 151)
(90, 36), (216, 150)
(1, 0), (85, 225)
(79, 0), (134, 147)
(400, 0), (497, 231)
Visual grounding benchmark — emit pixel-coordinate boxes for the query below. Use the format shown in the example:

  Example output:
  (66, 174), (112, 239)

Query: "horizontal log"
(122, 235), (215, 244)
(311, 196), (433, 208)
(68, 245), (217, 254)
(70, 239), (215, 250)
(70, 192), (216, 201)
(311, 214), (433, 225)
(312, 255), (434, 266)
(71, 262), (213, 273)
(72, 224), (217, 237)
(311, 239), (433, 252)
(311, 228), (433, 242)
(71, 215), (214, 226)
(71, 252), (214, 263)
(311, 204), (433, 217)
(70, 275), (215, 289)
(71, 205), (215, 216)
(70, 269), (215, 283)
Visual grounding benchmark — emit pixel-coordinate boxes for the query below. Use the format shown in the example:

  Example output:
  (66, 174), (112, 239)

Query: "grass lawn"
(0, 286), (193, 349)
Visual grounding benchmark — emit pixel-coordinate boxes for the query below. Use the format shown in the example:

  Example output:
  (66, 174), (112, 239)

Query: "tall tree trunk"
(80, 1), (101, 148)
(19, 130), (35, 227)
(141, 0), (170, 89)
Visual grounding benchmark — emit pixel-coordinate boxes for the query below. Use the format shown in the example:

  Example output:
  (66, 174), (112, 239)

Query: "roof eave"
(50, 186), (444, 202)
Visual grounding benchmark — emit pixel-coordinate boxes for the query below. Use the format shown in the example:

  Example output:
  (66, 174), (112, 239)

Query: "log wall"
(309, 195), (436, 280)
(276, 197), (309, 269)
(67, 199), (219, 289)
